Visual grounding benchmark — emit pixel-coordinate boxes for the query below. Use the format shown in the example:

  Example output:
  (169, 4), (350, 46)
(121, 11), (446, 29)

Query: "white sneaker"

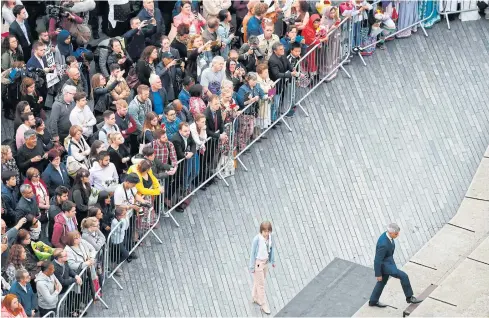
(261, 305), (271, 315)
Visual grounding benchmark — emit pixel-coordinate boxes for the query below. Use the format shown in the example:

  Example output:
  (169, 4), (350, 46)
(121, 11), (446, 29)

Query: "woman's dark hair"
(7, 244), (25, 267)
(14, 101), (30, 122)
(88, 206), (102, 218)
(176, 23), (190, 37)
(73, 168), (90, 188)
(15, 229), (30, 245)
(1, 35), (18, 51)
(47, 149), (60, 162)
(34, 117), (44, 129)
(225, 59), (238, 78)
(140, 45), (157, 62)
(90, 140), (104, 158)
(137, 159), (152, 173)
(189, 84), (203, 97)
(96, 190), (110, 208)
(108, 38), (121, 52)
(298, 0), (309, 13)
(21, 214), (37, 230)
(180, 0), (191, 8)
(218, 9), (228, 22)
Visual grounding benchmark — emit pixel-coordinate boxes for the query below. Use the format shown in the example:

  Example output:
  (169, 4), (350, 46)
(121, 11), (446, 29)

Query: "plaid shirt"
(152, 140), (178, 167)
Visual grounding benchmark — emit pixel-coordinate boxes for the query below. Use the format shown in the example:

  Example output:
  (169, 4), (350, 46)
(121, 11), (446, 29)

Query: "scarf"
(56, 30), (73, 57)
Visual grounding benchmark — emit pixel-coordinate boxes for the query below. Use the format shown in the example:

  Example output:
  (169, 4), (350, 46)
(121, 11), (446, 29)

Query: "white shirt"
(69, 106), (97, 137)
(113, 184), (136, 218)
(386, 232), (394, 244)
(256, 234), (271, 260)
(16, 19), (30, 45)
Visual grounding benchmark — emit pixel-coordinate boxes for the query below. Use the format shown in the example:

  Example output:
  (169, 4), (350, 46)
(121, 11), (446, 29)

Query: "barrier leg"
(149, 229), (164, 244)
(444, 13), (451, 30)
(164, 211), (180, 227)
(111, 276), (124, 290)
(340, 64), (352, 79)
(95, 294), (109, 309)
(236, 157), (249, 171)
(420, 23), (429, 36)
(280, 118), (292, 132)
(296, 102), (310, 117)
(218, 172), (231, 186)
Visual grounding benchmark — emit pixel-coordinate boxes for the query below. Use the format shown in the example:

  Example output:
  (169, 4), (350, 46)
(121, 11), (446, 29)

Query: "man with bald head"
(47, 85), (76, 143)
(59, 66), (87, 95)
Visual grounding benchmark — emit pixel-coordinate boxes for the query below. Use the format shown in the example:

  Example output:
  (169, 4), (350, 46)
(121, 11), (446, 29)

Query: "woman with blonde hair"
(1, 146), (20, 184)
(108, 132), (131, 177)
(249, 221), (276, 315)
(80, 217), (106, 252)
(255, 63), (273, 132)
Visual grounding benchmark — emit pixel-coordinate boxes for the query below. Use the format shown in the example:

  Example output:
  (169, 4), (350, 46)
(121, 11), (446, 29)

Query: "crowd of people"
(1, 0), (488, 316)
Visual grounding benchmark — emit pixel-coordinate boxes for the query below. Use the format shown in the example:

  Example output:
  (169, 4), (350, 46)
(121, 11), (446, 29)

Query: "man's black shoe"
(406, 296), (422, 304)
(368, 302), (387, 308)
(175, 206), (185, 212)
(93, 31), (100, 39)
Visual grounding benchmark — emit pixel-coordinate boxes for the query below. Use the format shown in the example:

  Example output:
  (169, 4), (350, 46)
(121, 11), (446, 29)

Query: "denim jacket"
(249, 234), (275, 271)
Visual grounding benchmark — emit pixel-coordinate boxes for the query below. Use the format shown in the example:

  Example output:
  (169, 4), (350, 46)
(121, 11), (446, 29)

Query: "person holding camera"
(238, 35), (265, 73)
(156, 52), (183, 102)
(123, 17), (156, 63)
(137, 0), (165, 46)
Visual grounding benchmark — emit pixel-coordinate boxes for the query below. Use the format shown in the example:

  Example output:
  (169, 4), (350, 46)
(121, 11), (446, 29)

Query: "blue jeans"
(185, 155), (200, 190)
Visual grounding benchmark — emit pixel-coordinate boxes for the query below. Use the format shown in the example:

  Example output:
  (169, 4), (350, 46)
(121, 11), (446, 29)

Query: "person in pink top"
(173, 0), (206, 36)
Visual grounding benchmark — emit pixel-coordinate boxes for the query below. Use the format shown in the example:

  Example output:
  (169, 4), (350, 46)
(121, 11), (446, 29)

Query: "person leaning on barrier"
(80, 217), (106, 253)
(142, 146), (173, 181)
(113, 173), (152, 212)
(52, 248), (82, 293)
(109, 207), (130, 277)
(35, 261), (62, 317)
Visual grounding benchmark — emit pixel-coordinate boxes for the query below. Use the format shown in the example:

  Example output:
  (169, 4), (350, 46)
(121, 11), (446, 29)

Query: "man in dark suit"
(369, 223), (422, 307)
(170, 122), (196, 210)
(26, 41), (53, 100)
(9, 5), (32, 61)
(268, 42), (298, 121)
(202, 95), (228, 187)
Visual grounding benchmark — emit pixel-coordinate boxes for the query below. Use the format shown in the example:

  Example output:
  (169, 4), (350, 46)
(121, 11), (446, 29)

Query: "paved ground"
(3, 19), (488, 317)
(87, 19), (489, 317)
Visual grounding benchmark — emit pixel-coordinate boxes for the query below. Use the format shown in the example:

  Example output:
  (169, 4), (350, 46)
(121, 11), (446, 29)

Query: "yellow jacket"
(127, 164), (161, 196)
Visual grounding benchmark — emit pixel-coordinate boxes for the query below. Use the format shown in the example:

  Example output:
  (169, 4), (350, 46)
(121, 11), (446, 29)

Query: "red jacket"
(51, 213), (78, 248)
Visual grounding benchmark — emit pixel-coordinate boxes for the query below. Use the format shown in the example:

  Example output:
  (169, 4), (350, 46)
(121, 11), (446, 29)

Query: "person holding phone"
(137, 0), (165, 46)
(123, 17), (156, 63)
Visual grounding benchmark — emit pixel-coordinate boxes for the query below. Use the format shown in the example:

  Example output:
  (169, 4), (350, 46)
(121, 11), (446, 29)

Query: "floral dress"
(218, 98), (239, 155)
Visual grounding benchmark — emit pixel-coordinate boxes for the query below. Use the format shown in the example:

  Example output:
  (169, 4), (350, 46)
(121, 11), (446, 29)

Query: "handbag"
(66, 156), (88, 177)
(138, 129), (152, 154)
(126, 65), (140, 89)
(88, 188), (100, 205)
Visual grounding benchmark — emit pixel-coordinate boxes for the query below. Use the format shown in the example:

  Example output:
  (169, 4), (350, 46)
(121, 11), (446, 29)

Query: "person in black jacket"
(202, 95), (228, 184)
(170, 122), (196, 198)
(123, 17), (156, 62)
(70, 169), (91, 227)
(52, 248), (82, 293)
(94, 191), (113, 237)
(91, 73), (120, 122)
(16, 129), (47, 176)
(47, 186), (69, 241)
(14, 184), (40, 222)
(136, 45), (158, 86)
(1, 171), (19, 228)
(106, 38), (133, 76)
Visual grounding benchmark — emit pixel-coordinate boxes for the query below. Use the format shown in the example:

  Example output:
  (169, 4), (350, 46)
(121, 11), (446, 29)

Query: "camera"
(175, 58), (183, 66)
(252, 48), (264, 59)
(46, 3), (74, 21)
(136, 201), (152, 209)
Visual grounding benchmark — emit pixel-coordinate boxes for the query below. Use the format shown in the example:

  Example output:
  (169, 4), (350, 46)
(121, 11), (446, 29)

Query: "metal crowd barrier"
(56, 252), (108, 317)
(357, 1), (436, 66)
(294, 16), (353, 115)
(41, 311), (55, 318)
(439, 0), (481, 30)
